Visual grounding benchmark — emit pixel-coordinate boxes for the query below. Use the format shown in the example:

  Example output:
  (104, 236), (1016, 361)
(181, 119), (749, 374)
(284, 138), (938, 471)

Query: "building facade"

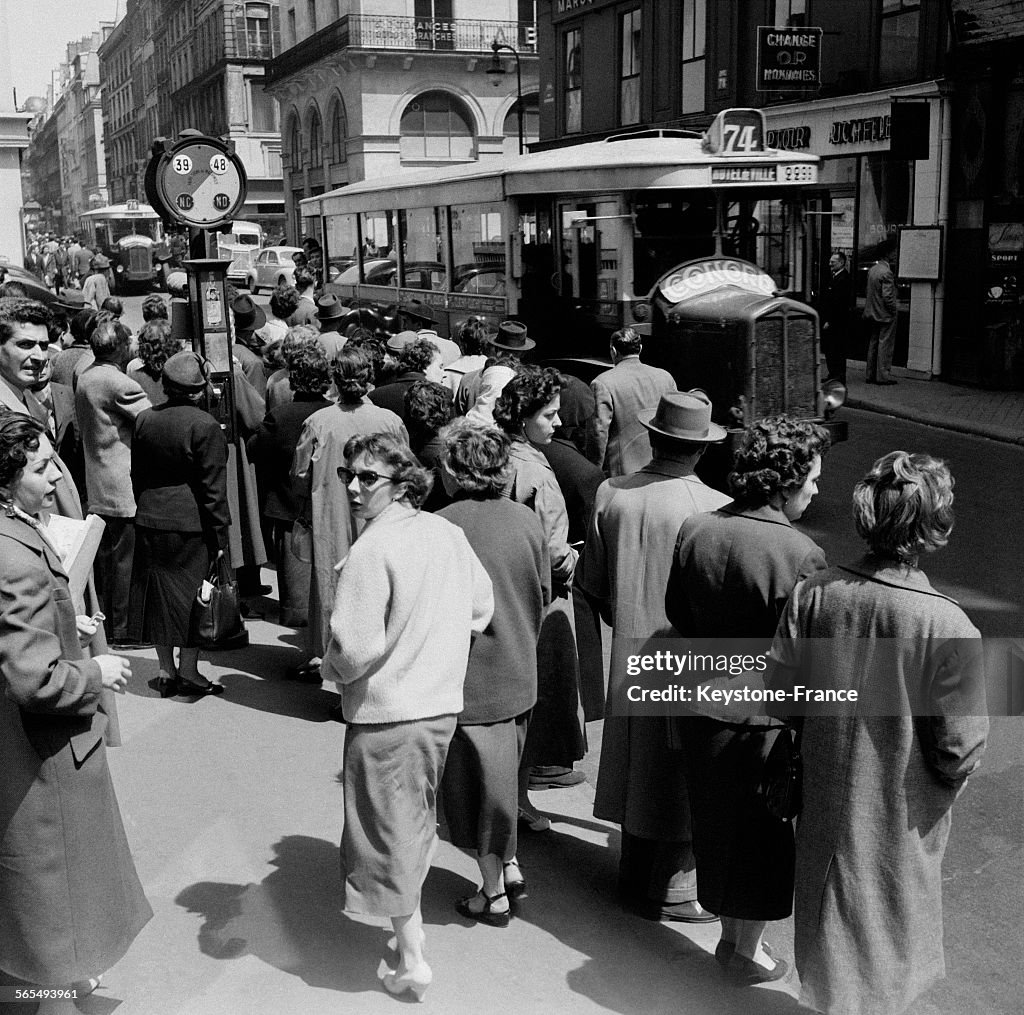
(100, 0), (286, 238)
(536, 0), (1020, 387)
(265, 0), (539, 244)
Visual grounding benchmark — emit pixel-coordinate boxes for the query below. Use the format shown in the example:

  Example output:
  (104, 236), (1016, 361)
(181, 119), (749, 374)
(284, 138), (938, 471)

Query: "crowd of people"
(0, 277), (989, 1013)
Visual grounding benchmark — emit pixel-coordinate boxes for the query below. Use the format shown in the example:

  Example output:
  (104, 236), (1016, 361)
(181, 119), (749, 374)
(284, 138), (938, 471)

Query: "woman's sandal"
(455, 890), (510, 927)
(503, 859), (527, 900)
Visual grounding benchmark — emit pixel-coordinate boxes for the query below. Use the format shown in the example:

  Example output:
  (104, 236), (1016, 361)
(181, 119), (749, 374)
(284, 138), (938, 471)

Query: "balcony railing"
(266, 15), (535, 85)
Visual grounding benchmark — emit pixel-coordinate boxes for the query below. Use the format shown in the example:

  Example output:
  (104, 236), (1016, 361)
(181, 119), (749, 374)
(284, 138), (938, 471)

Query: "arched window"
(308, 108), (323, 168)
(400, 91), (475, 161)
(330, 98), (347, 164)
(288, 116), (302, 171)
(502, 94), (540, 156)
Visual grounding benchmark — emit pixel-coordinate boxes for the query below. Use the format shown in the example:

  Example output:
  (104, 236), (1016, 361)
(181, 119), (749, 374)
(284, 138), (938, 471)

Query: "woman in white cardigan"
(323, 431), (493, 1002)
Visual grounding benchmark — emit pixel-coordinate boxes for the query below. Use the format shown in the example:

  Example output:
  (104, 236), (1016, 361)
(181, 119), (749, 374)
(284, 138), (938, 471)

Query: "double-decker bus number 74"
(721, 124), (758, 153)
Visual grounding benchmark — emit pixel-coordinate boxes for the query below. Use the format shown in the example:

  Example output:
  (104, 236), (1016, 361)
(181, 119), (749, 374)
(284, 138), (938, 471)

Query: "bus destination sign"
(710, 163), (817, 184)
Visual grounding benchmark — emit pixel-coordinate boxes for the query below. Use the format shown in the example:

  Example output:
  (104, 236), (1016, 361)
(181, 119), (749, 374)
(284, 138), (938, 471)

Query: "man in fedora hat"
(576, 389), (729, 924)
(454, 320), (534, 415)
(591, 327), (676, 477)
(82, 255), (112, 310)
(313, 293), (346, 359)
(231, 293), (269, 397)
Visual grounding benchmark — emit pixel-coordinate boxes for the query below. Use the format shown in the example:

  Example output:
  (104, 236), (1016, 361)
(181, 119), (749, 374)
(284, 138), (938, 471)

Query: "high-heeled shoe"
(456, 890), (510, 927)
(381, 961), (432, 1002)
(503, 858), (527, 900)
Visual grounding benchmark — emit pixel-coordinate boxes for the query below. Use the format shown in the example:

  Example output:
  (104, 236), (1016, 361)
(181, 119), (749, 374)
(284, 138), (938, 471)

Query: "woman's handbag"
(761, 725), (802, 822)
(187, 552), (248, 651)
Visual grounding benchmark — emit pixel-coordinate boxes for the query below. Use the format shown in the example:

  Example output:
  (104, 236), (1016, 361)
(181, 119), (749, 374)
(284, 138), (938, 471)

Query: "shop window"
(400, 91), (475, 161)
(681, 0), (706, 115)
(503, 95), (539, 156)
(856, 154), (914, 294)
(773, 0), (807, 28)
(620, 9), (641, 126)
(879, 0), (921, 84)
(330, 98), (347, 164)
(564, 28), (582, 134)
(308, 108), (323, 168)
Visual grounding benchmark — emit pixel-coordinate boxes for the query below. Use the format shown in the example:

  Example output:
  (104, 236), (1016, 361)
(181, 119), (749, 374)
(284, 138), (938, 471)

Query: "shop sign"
(415, 19), (455, 46)
(659, 258), (777, 304)
(552, 0), (601, 21)
(766, 125), (812, 150)
(756, 27), (823, 91)
(829, 115), (891, 146)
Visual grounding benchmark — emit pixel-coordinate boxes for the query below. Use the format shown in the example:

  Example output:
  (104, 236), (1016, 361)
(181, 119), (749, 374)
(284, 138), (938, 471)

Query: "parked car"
(245, 246), (303, 293)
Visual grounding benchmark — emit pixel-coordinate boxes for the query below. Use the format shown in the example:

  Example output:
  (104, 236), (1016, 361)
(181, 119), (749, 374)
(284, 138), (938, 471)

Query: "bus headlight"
(822, 377), (847, 417)
(631, 300), (650, 321)
(115, 265), (124, 273)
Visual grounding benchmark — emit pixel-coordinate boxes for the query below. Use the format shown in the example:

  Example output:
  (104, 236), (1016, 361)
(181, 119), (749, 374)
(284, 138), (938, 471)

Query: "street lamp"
(487, 40), (524, 155)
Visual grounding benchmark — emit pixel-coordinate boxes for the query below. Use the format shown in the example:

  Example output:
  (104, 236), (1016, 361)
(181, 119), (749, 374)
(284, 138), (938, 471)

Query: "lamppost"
(486, 39), (523, 155)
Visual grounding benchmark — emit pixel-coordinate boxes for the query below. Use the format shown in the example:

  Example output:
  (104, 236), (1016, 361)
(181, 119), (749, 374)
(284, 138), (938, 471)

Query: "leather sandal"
(456, 890), (510, 927)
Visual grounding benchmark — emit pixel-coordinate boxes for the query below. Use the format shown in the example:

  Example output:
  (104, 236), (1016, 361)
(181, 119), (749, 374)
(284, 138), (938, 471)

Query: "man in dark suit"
(821, 251), (852, 383)
(863, 240), (899, 385)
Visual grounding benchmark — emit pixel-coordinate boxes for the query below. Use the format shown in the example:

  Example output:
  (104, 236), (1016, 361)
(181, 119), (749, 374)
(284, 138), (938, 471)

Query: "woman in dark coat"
(0, 411), (151, 1005)
(404, 379), (454, 512)
(127, 318), (179, 407)
(247, 338), (331, 628)
(129, 351), (231, 697)
(666, 415), (829, 986)
(769, 452), (988, 1014)
(438, 423), (550, 923)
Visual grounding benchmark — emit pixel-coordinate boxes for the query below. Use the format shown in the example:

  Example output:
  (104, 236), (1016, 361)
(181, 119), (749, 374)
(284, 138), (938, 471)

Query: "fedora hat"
(162, 350), (209, 393)
(491, 320), (535, 352)
(54, 288), (87, 312)
(231, 292), (266, 333)
(637, 390), (727, 443)
(315, 293), (345, 321)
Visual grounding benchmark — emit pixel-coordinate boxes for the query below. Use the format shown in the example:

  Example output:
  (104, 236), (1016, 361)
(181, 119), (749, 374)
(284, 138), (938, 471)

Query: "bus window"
(725, 198), (794, 292)
(632, 193), (716, 296)
(451, 202), (505, 295)
(325, 213), (359, 281)
(398, 207), (448, 291)
(559, 199), (622, 315)
(361, 211), (397, 262)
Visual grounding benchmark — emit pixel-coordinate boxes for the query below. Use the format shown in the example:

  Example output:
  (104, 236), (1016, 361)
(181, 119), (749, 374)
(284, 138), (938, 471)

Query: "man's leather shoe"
(649, 899), (719, 923)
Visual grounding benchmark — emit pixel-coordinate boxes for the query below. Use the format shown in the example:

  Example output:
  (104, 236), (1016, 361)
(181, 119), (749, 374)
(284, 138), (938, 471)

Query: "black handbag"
(761, 725), (802, 822)
(187, 553), (248, 651)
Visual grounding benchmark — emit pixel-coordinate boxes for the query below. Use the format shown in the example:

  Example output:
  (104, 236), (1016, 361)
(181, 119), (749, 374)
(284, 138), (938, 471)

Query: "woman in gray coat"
(769, 451), (988, 1015)
(0, 412), (151, 1008)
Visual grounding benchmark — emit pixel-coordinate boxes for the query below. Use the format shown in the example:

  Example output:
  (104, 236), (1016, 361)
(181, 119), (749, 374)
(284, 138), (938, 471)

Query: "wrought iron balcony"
(266, 15), (535, 86)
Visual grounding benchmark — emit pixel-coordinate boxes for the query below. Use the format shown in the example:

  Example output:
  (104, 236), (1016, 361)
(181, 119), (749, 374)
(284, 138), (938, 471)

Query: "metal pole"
(514, 50), (524, 154)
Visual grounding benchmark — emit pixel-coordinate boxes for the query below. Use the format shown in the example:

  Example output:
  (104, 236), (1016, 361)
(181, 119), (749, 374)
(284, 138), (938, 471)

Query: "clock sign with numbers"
(148, 134), (247, 229)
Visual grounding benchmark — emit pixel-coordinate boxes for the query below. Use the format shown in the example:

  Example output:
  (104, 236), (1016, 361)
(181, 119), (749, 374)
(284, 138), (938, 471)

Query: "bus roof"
(303, 134), (821, 216)
(81, 202), (160, 221)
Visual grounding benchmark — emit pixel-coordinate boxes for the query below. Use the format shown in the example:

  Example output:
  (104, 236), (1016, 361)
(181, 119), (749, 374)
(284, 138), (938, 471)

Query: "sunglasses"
(337, 467), (398, 487)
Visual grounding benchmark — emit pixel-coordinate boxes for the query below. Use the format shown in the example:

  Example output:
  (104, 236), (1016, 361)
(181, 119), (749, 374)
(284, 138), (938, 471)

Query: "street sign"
(147, 134), (247, 230)
(755, 26), (822, 91)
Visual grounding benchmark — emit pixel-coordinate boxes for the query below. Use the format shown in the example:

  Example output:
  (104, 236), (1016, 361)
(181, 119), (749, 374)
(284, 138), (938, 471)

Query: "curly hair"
(270, 285), (300, 321)
(332, 344), (374, 403)
(292, 267), (315, 291)
(141, 294), (168, 321)
(288, 341), (331, 396)
(404, 380), (453, 445)
(280, 325), (319, 369)
(493, 364), (563, 436)
(399, 337), (440, 375)
(457, 318), (495, 356)
(0, 410), (45, 489)
(342, 431), (433, 509)
(728, 415), (830, 506)
(136, 319), (178, 377)
(0, 298), (53, 345)
(852, 451), (954, 563)
(441, 421), (511, 497)
(344, 334), (387, 384)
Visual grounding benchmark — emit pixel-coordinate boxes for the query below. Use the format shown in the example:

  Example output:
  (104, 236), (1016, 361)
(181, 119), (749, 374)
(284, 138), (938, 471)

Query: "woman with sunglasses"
(323, 432), (493, 1002)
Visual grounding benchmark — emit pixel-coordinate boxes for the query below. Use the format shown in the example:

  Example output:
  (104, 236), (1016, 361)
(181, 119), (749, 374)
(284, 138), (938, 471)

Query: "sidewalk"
(844, 361), (1024, 445)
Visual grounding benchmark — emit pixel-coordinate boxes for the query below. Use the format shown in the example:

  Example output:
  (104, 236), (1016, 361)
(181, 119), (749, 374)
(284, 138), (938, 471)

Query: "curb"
(845, 397), (1024, 447)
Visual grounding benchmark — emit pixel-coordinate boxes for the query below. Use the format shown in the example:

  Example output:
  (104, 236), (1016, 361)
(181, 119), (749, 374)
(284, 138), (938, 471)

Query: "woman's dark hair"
(342, 431), (433, 509)
(70, 308), (99, 345)
(332, 344), (374, 403)
(292, 267), (315, 291)
(852, 451), (954, 563)
(288, 341), (331, 396)
(270, 285), (300, 321)
(399, 337), (439, 375)
(442, 421), (511, 497)
(137, 319), (178, 378)
(345, 324), (375, 341)
(493, 364), (563, 436)
(728, 415), (830, 506)
(100, 296), (124, 318)
(404, 380), (453, 445)
(344, 334), (387, 384)
(457, 318), (494, 356)
(0, 411), (45, 488)
(141, 294), (168, 321)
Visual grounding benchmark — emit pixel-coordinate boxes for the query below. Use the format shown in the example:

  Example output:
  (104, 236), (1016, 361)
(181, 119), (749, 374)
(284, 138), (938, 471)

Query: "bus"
(80, 202), (164, 292)
(301, 109), (845, 439)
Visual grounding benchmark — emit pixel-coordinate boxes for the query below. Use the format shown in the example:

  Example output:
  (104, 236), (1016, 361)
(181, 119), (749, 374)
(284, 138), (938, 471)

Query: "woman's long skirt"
(442, 717), (527, 861)
(340, 715), (457, 917)
(682, 717), (794, 921)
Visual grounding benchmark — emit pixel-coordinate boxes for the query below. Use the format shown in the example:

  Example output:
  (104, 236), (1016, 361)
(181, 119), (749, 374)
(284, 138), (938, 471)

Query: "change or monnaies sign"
(756, 26), (823, 91)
